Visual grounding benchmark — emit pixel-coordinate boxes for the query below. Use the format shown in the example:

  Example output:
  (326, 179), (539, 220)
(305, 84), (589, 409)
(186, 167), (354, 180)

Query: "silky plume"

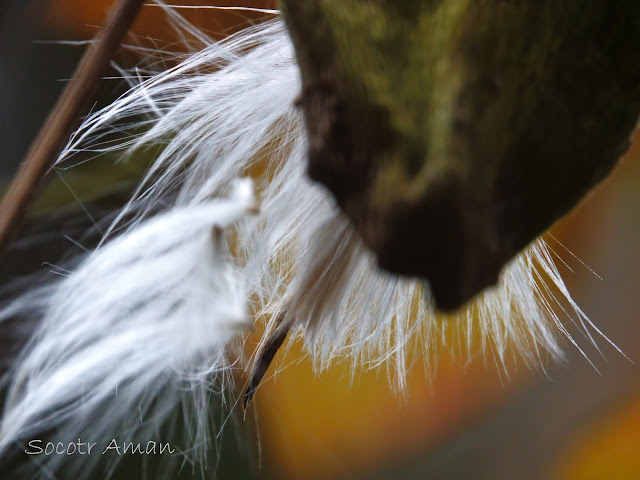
(0, 5), (619, 478)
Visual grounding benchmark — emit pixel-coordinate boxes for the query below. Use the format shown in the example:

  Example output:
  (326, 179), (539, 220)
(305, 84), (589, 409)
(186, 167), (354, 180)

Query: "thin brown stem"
(0, 0), (145, 252)
(244, 315), (291, 409)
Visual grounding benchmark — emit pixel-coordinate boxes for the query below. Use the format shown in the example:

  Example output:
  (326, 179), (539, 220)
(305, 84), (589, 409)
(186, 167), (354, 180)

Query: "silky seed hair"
(0, 4), (616, 478)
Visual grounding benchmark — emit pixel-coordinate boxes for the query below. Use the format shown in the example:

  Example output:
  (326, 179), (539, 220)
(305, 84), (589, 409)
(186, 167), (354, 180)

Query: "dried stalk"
(0, 0), (145, 252)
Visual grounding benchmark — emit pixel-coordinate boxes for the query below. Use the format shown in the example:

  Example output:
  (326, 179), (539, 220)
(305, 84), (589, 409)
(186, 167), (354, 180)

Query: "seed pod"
(282, 0), (640, 310)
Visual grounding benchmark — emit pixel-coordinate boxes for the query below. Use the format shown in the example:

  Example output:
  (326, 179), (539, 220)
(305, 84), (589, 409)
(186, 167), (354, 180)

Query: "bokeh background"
(1, 1), (639, 479)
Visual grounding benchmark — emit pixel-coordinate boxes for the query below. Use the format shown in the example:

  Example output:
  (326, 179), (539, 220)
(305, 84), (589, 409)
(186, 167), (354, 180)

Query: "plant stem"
(0, 0), (145, 252)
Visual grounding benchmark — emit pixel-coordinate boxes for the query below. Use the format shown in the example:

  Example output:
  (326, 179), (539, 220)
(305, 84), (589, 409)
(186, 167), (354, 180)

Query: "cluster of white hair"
(0, 5), (613, 478)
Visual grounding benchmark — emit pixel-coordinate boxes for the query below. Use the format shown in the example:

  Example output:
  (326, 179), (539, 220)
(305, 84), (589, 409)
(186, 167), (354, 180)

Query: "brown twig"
(244, 315), (291, 409)
(0, 0), (145, 252)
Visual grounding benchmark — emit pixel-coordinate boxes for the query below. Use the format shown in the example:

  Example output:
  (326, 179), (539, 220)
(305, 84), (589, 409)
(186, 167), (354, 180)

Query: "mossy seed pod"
(282, 0), (640, 311)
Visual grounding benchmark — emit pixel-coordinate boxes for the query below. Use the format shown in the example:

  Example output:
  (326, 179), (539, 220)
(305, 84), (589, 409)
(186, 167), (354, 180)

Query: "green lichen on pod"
(282, 0), (640, 311)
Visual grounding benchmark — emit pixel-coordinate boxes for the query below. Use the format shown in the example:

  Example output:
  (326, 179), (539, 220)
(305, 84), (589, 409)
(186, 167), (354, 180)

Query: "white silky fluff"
(0, 179), (257, 475)
(0, 6), (616, 478)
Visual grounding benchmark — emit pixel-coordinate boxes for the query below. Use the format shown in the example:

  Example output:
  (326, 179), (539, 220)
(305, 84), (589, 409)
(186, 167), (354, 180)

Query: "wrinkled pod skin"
(281, 0), (640, 311)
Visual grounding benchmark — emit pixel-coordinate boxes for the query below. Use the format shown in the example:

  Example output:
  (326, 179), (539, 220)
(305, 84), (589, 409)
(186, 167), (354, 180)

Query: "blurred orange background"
(7, 2), (640, 479)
